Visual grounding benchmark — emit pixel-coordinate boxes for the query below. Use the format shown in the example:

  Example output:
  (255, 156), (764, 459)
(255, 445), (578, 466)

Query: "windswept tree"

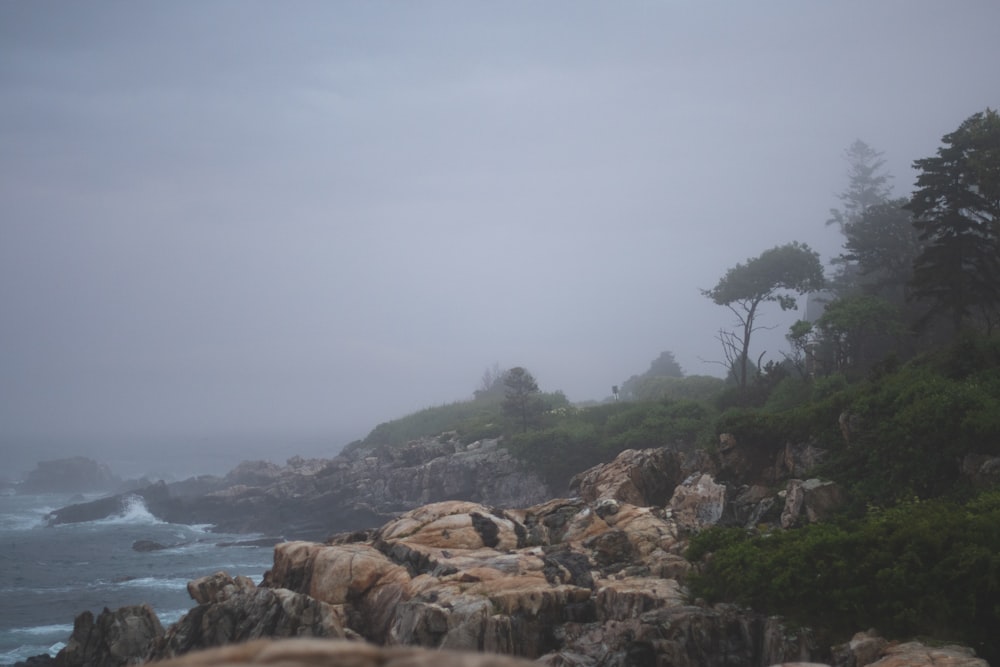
(906, 108), (1000, 334)
(704, 242), (825, 393)
(502, 366), (543, 433)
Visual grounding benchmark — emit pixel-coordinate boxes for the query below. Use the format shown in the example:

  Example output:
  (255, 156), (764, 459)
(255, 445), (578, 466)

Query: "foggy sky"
(2, 1), (998, 477)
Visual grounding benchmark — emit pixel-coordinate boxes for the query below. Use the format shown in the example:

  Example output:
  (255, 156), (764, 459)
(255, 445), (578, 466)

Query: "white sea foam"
(0, 625), (72, 664)
(13, 623), (73, 637)
(0, 511), (47, 531)
(157, 608), (190, 627)
(94, 494), (163, 526)
(115, 576), (190, 591)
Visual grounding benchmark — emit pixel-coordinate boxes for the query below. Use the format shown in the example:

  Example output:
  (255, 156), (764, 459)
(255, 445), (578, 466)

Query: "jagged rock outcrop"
(667, 473), (727, 533)
(253, 499), (808, 664)
(780, 478), (846, 529)
(147, 572), (351, 661)
(55, 604), (163, 667)
(570, 447), (686, 506)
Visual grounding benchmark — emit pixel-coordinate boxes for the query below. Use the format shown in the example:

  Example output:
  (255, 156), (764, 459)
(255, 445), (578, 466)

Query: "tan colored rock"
(376, 501), (524, 551)
(593, 576), (685, 621)
(186, 571), (256, 605)
(268, 541), (412, 643)
(831, 630), (889, 666)
(390, 572), (591, 658)
(269, 541), (410, 606)
(866, 641), (987, 667)
(570, 447), (683, 506)
(154, 637), (540, 667)
(668, 473), (726, 531)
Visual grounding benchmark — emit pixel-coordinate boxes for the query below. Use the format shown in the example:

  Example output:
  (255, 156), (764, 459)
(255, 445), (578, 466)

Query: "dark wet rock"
(148, 574), (350, 661)
(132, 539), (169, 552)
(215, 537), (285, 548)
(55, 604), (163, 667)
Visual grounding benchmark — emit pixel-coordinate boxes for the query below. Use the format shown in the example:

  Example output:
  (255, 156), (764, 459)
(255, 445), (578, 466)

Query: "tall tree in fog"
(502, 367), (543, 433)
(827, 140), (894, 233)
(906, 108), (1000, 333)
(827, 140), (895, 297)
(839, 199), (922, 302)
(704, 243), (825, 393)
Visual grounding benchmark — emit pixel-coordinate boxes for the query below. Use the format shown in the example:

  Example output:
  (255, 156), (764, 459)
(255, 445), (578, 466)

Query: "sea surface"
(0, 491), (275, 665)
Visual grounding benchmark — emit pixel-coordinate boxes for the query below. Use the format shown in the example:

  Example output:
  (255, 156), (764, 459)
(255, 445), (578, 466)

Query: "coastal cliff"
(45, 436), (551, 541)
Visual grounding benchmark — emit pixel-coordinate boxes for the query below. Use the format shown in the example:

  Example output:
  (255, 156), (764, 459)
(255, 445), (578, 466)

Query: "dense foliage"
(908, 108), (1000, 332)
(686, 492), (1000, 662)
(505, 399), (716, 491)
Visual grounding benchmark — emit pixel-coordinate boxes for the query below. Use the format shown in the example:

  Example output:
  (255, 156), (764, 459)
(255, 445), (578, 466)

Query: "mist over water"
(3, 431), (353, 483)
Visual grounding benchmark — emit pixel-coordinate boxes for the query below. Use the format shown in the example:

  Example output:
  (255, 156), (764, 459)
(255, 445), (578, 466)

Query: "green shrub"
(825, 363), (1000, 506)
(686, 492), (1000, 662)
(504, 422), (605, 492)
(763, 376), (812, 412)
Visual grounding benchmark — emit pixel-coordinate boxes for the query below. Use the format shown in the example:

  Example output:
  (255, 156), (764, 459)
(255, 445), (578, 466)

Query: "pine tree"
(906, 109), (1000, 333)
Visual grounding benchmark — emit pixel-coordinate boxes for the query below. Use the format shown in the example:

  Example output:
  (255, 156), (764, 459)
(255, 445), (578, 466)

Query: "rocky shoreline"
(41, 437), (550, 541)
(19, 436), (995, 666)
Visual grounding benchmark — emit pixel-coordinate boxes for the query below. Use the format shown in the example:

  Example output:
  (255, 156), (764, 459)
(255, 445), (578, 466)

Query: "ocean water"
(0, 491), (275, 665)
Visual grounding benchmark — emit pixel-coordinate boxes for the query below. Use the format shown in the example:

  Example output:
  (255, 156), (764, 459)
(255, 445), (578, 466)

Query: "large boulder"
(780, 479), (846, 529)
(667, 473), (727, 532)
(570, 448), (684, 506)
(267, 541), (412, 643)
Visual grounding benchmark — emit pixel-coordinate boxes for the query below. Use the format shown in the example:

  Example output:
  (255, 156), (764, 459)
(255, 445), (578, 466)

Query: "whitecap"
(114, 576), (190, 590)
(93, 495), (163, 526)
(13, 623), (73, 637)
(157, 608), (190, 627)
